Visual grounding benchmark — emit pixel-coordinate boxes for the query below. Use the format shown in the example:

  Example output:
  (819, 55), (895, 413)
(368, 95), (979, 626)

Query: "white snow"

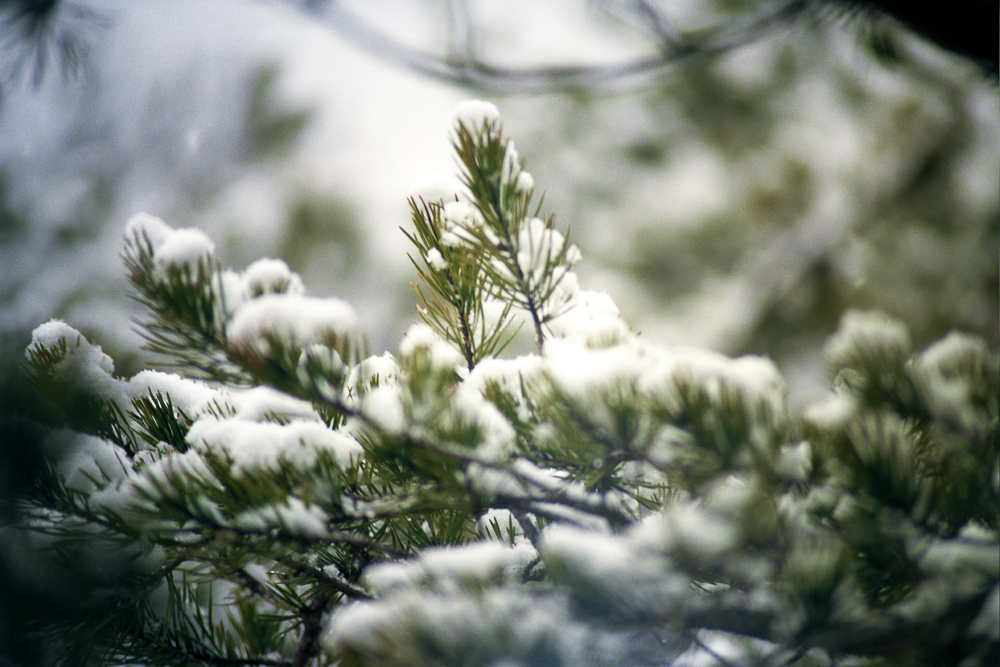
(638, 344), (787, 419)
(233, 497), (330, 538)
(218, 269), (247, 315)
(123, 213), (217, 276)
(186, 418), (363, 474)
(503, 141), (521, 175)
(399, 323), (465, 369)
(129, 370), (220, 417)
(349, 353), (401, 392)
(546, 289), (630, 344)
(241, 258), (305, 298)
(27, 320), (125, 403)
(465, 354), (543, 399)
(804, 392), (856, 430)
(477, 508), (525, 542)
(123, 212), (174, 248)
(363, 540), (537, 594)
(453, 100), (501, 130)
(541, 522), (691, 617)
(515, 217), (565, 285)
(46, 430), (132, 493)
(359, 384), (406, 434)
(449, 383), (517, 459)
(153, 227), (216, 270)
(916, 332), (994, 431)
(664, 500), (738, 561)
(227, 294), (358, 359)
(824, 309), (912, 368)
(542, 525), (634, 578)
(673, 631), (749, 667)
(442, 200), (484, 230)
(516, 171), (534, 191)
(29, 319), (88, 357)
(425, 248), (447, 271)
(541, 338), (646, 399)
(234, 386), (319, 422)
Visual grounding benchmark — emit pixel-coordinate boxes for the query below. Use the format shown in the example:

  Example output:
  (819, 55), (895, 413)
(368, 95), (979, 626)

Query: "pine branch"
(270, 554), (373, 601)
(17, 104), (997, 667)
(404, 193), (517, 369)
(123, 227), (248, 384)
(449, 117), (578, 351)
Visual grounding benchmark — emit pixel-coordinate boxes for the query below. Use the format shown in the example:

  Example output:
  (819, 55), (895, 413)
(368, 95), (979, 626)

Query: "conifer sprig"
(450, 116), (579, 350)
(404, 197), (517, 370)
(123, 226), (247, 385)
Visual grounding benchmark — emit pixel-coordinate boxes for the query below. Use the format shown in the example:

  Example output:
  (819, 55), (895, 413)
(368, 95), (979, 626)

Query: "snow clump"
(824, 309), (912, 371)
(241, 258), (305, 299)
(124, 212), (217, 278)
(227, 294), (358, 362)
(362, 541), (537, 595)
(453, 99), (501, 130)
(186, 418), (362, 475)
(424, 248), (447, 271)
(27, 319), (125, 403)
(399, 323), (465, 370)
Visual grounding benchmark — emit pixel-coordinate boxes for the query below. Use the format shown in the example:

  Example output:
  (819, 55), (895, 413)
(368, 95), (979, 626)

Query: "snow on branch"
(13, 101), (999, 667)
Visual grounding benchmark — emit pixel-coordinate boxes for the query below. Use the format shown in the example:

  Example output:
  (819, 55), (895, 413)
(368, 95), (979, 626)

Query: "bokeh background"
(1, 0), (996, 406)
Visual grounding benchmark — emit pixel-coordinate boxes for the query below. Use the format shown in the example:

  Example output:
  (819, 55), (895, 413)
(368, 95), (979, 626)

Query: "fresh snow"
(359, 384), (406, 435)
(362, 541), (537, 594)
(186, 418), (363, 474)
(824, 309), (912, 368)
(399, 323), (465, 369)
(227, 294), (358, 358)
(46, 430), (131, 494)
(28, 320), (126, 403)
(349, 353), (401, 392)
(453, 100), (501, 130)
(221, 385), (320, 423)
(233, 497), (330, 538)
(515, 171), (535, 191)
(241, 257), (305, 298)
(546, 289), (630, 344)
(123, 212), (174, 248)
(442, 200), (483, 228)
(153, 228), (216, 269)
(129, 369), (220, 416)
(424, 248), (447, 271)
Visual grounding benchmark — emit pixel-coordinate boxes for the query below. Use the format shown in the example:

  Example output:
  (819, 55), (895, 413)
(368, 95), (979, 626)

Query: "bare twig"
(312, 0), (810, 93)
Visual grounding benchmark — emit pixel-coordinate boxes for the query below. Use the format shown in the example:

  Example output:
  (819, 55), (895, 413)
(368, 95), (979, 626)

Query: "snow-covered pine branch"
(12, 101), (998, 667)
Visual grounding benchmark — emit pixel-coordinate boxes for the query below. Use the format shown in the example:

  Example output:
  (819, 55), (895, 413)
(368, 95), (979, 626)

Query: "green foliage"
(123, 226), (246, 385)
(6, 107), (998, 667)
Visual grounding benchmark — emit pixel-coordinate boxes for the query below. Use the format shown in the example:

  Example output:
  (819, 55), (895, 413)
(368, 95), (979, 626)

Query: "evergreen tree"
(4, 102), (997, 667)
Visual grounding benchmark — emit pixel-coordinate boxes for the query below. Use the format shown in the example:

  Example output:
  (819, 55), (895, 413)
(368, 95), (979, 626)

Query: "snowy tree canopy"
(2, 104), (996, 667)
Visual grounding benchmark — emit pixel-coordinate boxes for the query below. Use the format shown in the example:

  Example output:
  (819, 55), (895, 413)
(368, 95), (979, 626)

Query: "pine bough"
(16, 102), (999, 667)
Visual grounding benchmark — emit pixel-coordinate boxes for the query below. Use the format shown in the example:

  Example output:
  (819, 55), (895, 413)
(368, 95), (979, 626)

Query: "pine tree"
(5, 101), (997, 667)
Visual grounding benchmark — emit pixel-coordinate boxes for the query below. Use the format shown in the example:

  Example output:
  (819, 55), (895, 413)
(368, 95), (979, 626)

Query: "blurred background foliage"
(0, 0), (996, 401)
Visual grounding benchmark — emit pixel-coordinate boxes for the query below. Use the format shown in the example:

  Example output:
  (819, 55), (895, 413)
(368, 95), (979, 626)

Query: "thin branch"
(291, 593), (333, 667)
(234, 567), (293, 611)
(271, 553), (374, 601)
(315, 0), (811, 94)
(692, 633), (737, 667)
